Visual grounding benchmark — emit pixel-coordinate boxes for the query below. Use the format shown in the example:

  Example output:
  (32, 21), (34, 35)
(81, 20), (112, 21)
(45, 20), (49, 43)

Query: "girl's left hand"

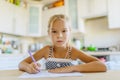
(48, 66), (75, 73)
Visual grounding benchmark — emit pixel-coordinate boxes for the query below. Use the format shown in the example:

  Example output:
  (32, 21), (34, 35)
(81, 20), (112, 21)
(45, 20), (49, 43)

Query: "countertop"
(85, 51), (120, 56)
(0, 69), (120, 80)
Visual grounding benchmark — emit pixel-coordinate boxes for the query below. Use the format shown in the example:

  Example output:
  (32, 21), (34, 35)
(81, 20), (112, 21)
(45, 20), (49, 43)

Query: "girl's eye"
(63, 30), (67, 33)
(52, 31), (57, 33)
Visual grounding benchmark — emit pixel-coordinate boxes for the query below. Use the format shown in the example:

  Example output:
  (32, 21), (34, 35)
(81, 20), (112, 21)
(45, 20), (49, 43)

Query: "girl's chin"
(55, 44), (66, 47)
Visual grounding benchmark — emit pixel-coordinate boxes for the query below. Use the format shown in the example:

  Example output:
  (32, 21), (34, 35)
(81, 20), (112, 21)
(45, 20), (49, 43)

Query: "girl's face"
(49, 19), (70, 47)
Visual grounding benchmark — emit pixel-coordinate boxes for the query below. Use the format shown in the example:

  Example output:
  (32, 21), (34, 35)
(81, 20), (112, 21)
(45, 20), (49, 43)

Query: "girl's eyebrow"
(60, 28), (68, 29)
(50, 27), (69, 31)
(51, 28), (68, 30)
(51, 28), (56, 30)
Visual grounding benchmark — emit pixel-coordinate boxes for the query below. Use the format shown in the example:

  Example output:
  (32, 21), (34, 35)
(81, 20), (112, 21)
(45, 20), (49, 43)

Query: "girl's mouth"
(57, 40), (63, 43)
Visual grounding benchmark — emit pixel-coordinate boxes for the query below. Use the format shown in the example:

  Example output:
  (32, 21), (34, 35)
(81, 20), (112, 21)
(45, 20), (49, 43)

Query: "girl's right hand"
(27, 62), (41, 74)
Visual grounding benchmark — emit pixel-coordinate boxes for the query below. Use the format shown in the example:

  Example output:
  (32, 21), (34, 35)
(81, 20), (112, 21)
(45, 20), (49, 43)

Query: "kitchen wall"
(84, 16), (120, 48)
(0, 33), (35, 54)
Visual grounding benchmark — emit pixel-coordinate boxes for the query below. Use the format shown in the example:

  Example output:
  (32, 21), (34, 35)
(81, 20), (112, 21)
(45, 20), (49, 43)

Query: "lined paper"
(19, 70), (83, 78)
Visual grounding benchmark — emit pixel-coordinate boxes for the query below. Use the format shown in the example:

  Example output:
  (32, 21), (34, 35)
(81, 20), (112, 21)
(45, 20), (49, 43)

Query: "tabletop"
(0, 69), (120, 80)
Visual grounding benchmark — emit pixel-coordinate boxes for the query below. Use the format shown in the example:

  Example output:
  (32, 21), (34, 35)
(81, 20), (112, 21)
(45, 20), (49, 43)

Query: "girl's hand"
(27, 62), (41, 74)
(48, 66), (75, 73)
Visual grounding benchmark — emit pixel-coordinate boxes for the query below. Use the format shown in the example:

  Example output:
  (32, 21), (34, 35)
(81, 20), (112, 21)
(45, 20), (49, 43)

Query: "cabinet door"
(14, 7), (28, 36)
(42, 6), (65, 36)
(67, 0), (78, 30)
(78, 0), (107, 18)
(28, 5), (42, 37)
(108, 0), (120, 28)
(89, 0), (107, 16)
(65, 0), (86, 33)
(0, 54), (24, 70)
(77, 0), (88, 17)
(0, 1), (13, 34)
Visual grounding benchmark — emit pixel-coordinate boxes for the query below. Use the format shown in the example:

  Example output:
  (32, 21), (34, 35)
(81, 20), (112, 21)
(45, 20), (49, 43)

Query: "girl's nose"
(58, 32), (63, 38)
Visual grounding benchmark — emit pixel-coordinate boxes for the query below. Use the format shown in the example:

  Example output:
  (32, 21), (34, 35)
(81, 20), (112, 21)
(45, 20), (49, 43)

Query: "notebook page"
(19, 70), (83, 78)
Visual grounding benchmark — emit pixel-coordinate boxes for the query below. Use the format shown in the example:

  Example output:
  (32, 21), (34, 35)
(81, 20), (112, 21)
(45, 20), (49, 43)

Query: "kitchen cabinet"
(67, 0), (78, 30)
(78, 0), (107, 19)
(0, 1), (13, 34)
(0, 54), (26, 70)
(27, 4), (43, 37)
(88, 0), (107, 17)
(13, 7), (28, 36)
(42, 6), (65, 36)
(64, 0), (84, 33)
(77, 0), (89, 17)
(0, 1), (28, 36)
(108, 0), (120, 29)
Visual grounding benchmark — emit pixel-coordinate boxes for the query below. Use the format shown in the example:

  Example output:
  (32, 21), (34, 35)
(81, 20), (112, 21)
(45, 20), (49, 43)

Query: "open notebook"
(19, 70), (83, 78)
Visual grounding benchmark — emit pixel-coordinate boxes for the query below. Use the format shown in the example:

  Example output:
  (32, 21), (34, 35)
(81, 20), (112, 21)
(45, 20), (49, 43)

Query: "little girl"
(19, 14), (106, 74)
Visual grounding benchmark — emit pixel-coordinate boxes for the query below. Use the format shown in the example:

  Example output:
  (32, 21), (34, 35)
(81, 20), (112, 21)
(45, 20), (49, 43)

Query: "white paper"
(19, 70), (83, 78)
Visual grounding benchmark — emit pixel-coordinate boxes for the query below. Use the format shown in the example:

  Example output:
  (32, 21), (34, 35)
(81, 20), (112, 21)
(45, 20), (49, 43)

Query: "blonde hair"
(48, 14), (71, 32)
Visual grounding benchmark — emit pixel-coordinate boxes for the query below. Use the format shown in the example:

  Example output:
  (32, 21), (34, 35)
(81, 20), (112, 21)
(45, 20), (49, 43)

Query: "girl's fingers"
(29, 62), (40, 73)
(33, 63), (40, 71)
(27, 65), (39, 74)
(36, 63), (41, 71)
(37, 63), (41, 67)
(31, 67), (40, 74)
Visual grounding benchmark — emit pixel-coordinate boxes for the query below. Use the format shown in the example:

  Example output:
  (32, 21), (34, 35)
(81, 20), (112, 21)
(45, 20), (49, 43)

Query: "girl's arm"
(18, 46), (49, 74)
(72, 48), (107, 72)
(72, 60), (107, 72)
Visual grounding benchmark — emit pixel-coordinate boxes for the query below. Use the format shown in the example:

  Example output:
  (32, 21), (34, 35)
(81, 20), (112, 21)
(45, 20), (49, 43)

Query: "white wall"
(84, 17), (120, 47)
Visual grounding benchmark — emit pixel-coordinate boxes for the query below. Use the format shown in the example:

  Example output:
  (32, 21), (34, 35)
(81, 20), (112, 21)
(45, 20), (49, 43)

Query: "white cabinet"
(27, 4), (43, 37)
(0, 1), (13, 34)
(78, 0), (107, 18)
(77, 0), (89, 17)
(0, 1), (28, 36)
(42, 6), (65, 36)
(14, 7), (28, 36)
(67, 0), (78, 31)
(0, 54), (25, 70)
(76, 0), (107, 33)
(65, 0), (83, 33)
(108, 0), (120, 29)
(88, 0), (107, 17)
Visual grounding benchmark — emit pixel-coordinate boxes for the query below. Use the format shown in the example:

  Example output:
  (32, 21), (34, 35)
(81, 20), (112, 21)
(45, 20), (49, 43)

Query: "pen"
(28, 51), (37, 64)
(28, 51), (40, 72)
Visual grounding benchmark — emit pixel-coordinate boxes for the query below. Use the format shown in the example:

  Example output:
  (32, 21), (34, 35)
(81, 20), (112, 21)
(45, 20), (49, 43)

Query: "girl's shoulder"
(40, 45), (51, 52)
(34, 45), (51, 59)
(71, 46), (85, 54)
(35, 45), (50, 55)
(40, 45), (51, 56)
(71, 46), (80, 52)
(71, 46), (87, 56)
